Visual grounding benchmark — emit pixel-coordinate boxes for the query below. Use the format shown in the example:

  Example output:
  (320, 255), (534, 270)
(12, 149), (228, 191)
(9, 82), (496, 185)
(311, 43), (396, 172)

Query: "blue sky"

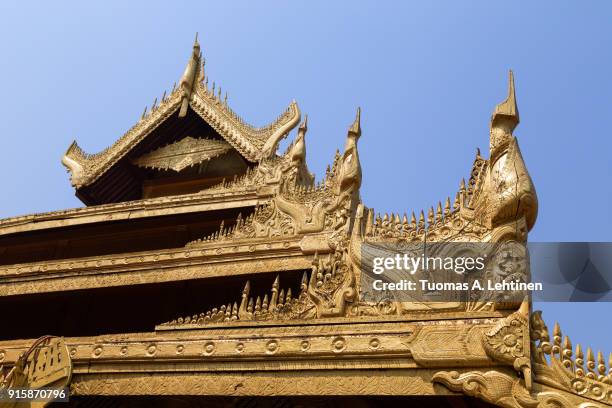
(0, 2), (610, 352)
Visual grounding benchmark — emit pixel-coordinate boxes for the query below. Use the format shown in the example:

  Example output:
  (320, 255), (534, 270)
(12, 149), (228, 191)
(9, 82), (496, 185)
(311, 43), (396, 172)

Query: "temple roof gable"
(61, 37), (301, 204)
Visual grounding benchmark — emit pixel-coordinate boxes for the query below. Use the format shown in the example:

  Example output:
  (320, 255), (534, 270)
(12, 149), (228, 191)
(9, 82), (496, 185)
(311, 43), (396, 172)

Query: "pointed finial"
(575, 343), (585, 377)
(301, 271), (308, 291)
(492, 70), (519, 124)
(595, 351), (605, 379)
(562, 336), (573, 368)
(587, 347), (596, 378)
(286, 287), (292, 301)
(178, 35), (202, 117)
(200, 58), (206, 83)
(348, 107), (361, 138)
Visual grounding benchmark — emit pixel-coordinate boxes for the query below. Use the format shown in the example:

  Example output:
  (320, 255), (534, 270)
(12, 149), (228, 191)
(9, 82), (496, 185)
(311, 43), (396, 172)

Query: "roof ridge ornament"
(178, 33), (202, 118)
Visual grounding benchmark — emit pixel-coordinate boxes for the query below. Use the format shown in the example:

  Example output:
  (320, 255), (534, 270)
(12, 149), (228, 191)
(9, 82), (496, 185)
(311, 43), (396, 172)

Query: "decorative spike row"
(161, 271), (312, 327)
(368, 185), (468, 240)
(533, 317), (612, 385)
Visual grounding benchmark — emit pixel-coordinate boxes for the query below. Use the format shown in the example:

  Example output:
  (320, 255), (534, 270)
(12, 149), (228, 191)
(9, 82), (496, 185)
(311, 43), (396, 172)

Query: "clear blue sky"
(0, 2), (610, 353)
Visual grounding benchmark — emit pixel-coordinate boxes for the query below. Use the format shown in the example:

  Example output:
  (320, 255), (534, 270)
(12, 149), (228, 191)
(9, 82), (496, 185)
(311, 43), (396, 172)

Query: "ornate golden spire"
(178, 33), (202, 117)
(489, 70), (519, 162)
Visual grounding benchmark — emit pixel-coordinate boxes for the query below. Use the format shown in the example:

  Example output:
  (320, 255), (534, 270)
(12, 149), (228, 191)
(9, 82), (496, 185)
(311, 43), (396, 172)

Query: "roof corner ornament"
(61, 141), (86, 188)
(338, 107), (362, 194)
(477, 71), (538, 231)
(289, 115), (308, 164)
(260, 99), (302, 159)
(489, 70), (519, 163)
(178, 33), (202, 118)
(482, 296), (533, 390)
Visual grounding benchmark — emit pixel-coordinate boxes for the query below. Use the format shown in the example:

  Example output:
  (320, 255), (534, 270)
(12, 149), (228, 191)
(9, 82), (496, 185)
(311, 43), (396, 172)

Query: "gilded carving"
(483, 299), (532, 390)
(530, 311), (612, 406)
(132, 137), (232, 171)
(7, 38), (609, 408)
(62, 37), (301, 188)
(433, 369), (610, 408)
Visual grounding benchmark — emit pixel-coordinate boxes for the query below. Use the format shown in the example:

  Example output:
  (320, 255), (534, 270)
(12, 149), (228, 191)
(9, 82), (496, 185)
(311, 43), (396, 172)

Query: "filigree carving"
(132, 137), (231, 172)
(434, 369), (610, 408)
(360, 72), (536, 246)
(188, 109), (362, 248)
(204, 118), (314, 195)
(530, 311), (612, 405)
(159, 273), (316, 328)
(433, 370), (535, 407)
(274, 109), (362, 236)
(483, 300), (532, 390)
(162, 240), (358, 327)
(307, 243), (356, 317)
(186, 200), (296, 245)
